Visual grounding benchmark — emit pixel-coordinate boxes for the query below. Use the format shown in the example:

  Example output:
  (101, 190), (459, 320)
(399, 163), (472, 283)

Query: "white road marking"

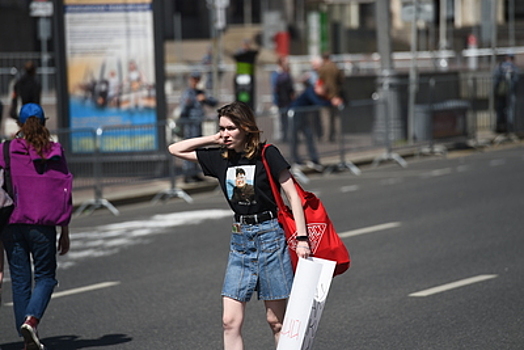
(341, 185), (359, 193)
(4, 281), (120, 306)
(2, 210), (235, 282)
(58, 209), (233, 269)
(409, 274), (498, 297)
(489, 159), (506, 167)
(380, 178), (402, 186)
(456, 165), (469, 173)
(339, 222), (401, 238)
(52, 281), (121, 298)
(420, 168), (452, 178)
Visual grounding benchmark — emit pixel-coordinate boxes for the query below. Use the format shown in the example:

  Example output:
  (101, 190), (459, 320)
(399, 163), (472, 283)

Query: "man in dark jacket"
(10, 61), (42, 119)
(493, 54), (519, 134)
(179, 71), (218, 182)
(271, 56), (295, 142)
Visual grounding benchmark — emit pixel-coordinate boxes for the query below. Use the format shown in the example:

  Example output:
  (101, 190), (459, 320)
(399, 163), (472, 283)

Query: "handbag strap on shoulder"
(261, 144), (306, 208)
(261, 144), (286, 210)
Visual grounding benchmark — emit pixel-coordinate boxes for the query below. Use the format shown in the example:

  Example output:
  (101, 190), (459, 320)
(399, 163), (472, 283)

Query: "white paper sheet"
(301, 258), (336, 350)
(277, 257), (336, 350)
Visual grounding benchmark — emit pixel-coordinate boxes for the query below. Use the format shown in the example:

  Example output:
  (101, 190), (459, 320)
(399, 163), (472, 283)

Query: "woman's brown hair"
(217, 101), (262, 159)
(16, 117), (51, 158)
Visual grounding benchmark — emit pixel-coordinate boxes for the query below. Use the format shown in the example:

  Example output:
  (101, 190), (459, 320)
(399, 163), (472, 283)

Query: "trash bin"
(414, 100), (470, 141)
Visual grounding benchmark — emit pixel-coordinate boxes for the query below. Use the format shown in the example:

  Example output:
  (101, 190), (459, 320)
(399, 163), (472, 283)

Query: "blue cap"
(18, 103), (45, 124)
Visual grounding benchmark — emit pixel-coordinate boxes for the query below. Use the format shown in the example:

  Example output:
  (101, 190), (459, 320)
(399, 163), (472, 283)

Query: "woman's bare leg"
(264, 299), (287, 347)
(223, 297), (246, 350)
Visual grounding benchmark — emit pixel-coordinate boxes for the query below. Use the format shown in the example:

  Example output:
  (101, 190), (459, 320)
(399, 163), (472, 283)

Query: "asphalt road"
(1, 144), (524, 350)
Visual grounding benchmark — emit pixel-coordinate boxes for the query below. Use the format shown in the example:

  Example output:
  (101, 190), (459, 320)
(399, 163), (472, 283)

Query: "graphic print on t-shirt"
(227, 165), (256, 206)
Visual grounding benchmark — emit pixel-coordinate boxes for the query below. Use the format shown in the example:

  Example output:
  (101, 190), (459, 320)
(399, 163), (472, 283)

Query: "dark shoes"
(21, 316), (46, 350)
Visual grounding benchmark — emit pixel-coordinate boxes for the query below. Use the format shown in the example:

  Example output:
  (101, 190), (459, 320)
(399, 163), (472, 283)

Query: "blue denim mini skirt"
(222, 218), (294, 302)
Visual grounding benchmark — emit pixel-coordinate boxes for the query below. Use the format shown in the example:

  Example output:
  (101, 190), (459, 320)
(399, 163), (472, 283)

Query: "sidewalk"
(72, 131), (516, 215)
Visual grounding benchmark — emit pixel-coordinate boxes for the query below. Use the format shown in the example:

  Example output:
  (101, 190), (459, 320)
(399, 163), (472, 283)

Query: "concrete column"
(374, 0), (404, 144)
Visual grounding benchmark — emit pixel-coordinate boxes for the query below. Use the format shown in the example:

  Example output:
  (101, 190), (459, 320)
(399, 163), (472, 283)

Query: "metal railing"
(32, 73), (520, 216)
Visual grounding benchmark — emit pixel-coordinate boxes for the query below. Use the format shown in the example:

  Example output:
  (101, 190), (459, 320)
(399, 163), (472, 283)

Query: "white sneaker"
(21, 316), (45, 350)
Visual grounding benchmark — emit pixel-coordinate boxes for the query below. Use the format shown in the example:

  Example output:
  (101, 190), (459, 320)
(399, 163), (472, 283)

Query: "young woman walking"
(169, 101), (309, 349)
(1, 103), (72, 350)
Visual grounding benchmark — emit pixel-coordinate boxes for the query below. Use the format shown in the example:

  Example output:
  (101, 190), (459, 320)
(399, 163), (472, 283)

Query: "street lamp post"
(438, 0), (448, 69)
(489, 0), (498, 122)
(207, 0), (228, 101)
(408, 0), (419, 144)
(373, 0), (407, 167)
(30, 0), (54, 93)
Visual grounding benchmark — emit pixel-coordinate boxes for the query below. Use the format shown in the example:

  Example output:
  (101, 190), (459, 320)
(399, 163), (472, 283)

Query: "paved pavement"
(71, 131), (521, 216)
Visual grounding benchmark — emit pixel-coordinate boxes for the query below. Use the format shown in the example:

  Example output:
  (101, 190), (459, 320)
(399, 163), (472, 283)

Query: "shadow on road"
(0, 333), (132, 350)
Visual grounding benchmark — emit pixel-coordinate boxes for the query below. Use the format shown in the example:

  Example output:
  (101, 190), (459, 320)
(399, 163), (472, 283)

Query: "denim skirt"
(222, 218), (294, 302)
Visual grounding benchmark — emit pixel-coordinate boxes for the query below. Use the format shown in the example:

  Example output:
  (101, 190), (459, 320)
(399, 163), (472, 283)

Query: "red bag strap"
(261, 144), (307, 209)
(261, 144), (287, 211)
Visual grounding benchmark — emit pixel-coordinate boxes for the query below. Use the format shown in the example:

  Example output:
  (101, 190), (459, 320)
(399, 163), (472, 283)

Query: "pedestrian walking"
(179, 70), (218, 183)
(493, 53), (519, 134)
(302, 56), (324, 140)
(168, 101), (310, 350)
(318, 52), (345, 142)
(270, 56), (295, 142)
(9, 61), (42, 120)
(0, 103), (73, 350)
(288, 81), (343, 171)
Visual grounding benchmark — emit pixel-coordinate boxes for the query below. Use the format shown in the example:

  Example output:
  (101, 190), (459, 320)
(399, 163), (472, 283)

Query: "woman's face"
(219, 116), (247, 153)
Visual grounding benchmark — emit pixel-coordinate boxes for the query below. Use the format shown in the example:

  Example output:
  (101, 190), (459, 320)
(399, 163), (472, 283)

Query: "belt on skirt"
(234, 210), (276, 225)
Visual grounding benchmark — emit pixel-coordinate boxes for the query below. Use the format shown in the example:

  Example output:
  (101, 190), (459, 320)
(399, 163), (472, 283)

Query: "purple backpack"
(1, 139), (73, 226)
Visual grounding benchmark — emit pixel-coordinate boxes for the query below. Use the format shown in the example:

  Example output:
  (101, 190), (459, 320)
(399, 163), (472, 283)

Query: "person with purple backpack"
(0, 103), (73, 350)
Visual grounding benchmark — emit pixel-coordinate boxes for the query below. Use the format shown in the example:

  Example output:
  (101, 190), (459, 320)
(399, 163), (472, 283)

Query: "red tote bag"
(262, 145), (350, 276)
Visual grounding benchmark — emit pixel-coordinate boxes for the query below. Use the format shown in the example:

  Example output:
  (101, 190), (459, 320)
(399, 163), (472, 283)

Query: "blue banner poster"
(64, 0), (158, 153)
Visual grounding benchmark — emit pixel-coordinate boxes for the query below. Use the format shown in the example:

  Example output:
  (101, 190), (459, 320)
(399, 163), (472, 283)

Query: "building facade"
(1, 1), (524, 55)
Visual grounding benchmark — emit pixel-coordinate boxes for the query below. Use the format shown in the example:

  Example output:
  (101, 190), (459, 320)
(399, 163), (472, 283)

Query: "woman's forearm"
(288, 194), (307, 236)
(168, 134), (219, 161)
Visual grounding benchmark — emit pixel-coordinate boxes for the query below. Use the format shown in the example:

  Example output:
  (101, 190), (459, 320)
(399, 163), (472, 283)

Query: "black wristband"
(296, 235), (309, 242)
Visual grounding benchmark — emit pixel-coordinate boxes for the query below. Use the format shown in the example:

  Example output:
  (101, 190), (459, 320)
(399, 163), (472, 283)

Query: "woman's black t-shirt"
(196, 144), (289, 215)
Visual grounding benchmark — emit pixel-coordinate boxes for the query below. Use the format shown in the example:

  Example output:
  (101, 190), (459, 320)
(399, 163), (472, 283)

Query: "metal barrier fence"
(55, 122), (173, 215)
(47, 71), (524, 216)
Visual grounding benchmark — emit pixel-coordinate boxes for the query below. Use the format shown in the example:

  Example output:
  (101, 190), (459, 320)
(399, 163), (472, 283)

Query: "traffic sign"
(401, 3), (434, 23)
(30, 1), (53, 17)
